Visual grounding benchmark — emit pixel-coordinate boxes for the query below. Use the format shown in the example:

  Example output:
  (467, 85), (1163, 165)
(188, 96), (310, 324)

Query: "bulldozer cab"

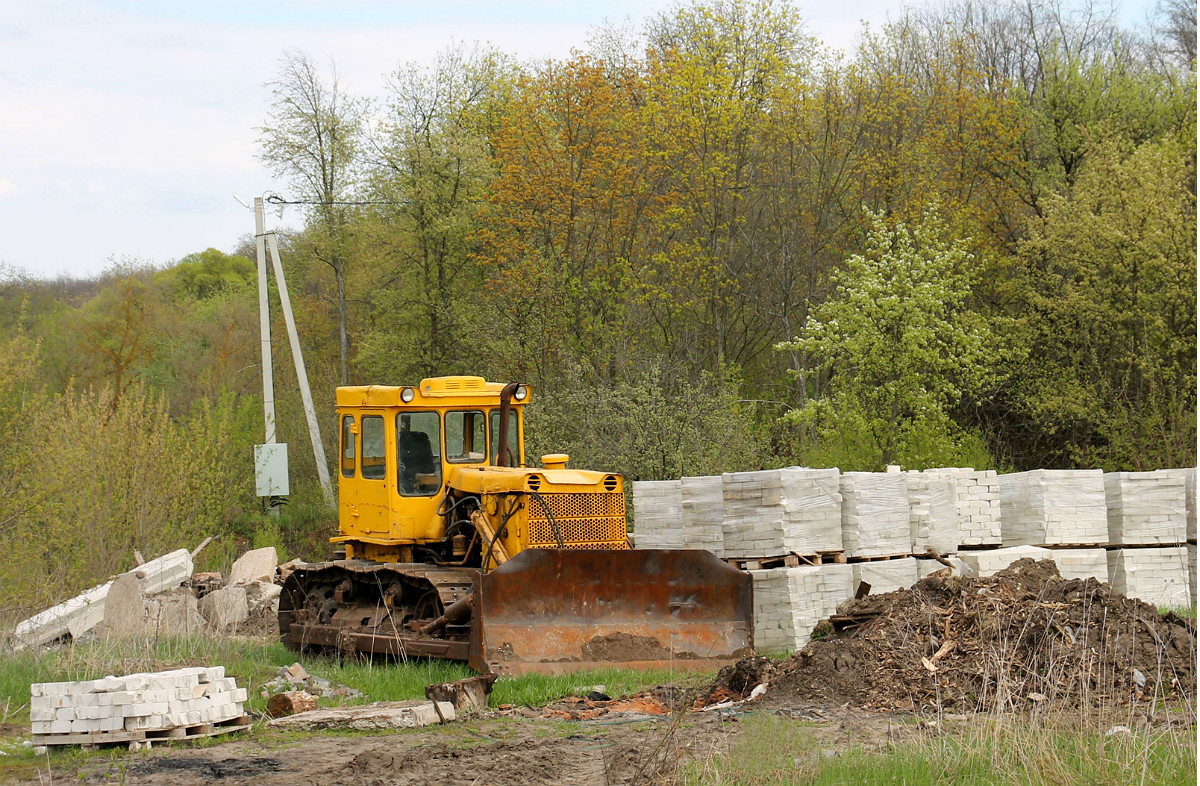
(334, 377), (526, 560)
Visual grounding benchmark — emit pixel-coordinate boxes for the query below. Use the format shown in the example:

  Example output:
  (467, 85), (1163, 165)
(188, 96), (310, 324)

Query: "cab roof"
(335, 376), (532, 408)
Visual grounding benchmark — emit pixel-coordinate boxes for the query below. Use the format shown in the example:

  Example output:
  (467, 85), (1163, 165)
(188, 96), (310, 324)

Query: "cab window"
(398, 411), (441, 496)
(445, 410), (486, 464)
(360, 415), (386, 480)
(340, 415), (356, 478)
(488, 409), (521, 466)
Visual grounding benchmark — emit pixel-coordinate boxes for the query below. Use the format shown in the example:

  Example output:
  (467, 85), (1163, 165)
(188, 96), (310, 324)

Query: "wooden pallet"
(32, 715), (252, 753)
(846, 553), (911, 563)
(725, 550), (846, 570)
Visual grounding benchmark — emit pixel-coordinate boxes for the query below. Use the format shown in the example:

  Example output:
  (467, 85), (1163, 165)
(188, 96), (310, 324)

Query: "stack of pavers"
(631, 480), (684, 549)
(721, 468), (842, 559)
(31, 667), (248, 752)
(840, 472), (909, 559)
(999, 469), (1109, 581)
(1104, 470), (1191, 607)
(922, 468), (1001, 548)
(751, 564), (852, 653)
(906, 471), (958, 553)
(680, 475), (726, 555)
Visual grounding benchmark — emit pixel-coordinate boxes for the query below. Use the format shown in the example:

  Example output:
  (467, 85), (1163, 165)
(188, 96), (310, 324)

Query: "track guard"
(470, 549), (753, 675)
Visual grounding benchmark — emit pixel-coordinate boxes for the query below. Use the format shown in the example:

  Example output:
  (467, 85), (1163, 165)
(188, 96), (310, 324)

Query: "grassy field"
(0, 637), (1194, 786)
(682, 712), (1196, 786)
(0, 634), (702, 727)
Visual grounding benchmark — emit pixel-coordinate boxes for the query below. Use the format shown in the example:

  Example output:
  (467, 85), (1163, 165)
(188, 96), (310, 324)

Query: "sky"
(0, 1), (1164, 280)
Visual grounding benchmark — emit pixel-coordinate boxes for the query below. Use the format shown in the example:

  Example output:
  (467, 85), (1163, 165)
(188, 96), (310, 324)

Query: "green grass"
(0, 636), (707, 727)
(681, 713), (1197, 786)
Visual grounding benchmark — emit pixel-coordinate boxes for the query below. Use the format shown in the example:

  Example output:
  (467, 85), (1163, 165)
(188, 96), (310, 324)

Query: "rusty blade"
(469, 549), (753, 674)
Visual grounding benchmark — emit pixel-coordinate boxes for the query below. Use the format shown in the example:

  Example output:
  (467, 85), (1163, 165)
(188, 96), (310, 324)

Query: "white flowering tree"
(777, 206), (996, 470)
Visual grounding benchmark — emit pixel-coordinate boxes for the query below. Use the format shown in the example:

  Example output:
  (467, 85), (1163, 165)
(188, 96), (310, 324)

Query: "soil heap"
(707, 559), (1196, 713)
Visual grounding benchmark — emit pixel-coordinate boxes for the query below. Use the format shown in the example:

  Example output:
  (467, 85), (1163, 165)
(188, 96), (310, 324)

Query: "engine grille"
(526, 492), (629, 549)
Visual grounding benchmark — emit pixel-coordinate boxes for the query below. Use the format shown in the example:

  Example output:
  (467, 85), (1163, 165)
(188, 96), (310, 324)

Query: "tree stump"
(424, 674), (497, 711)
(267, 690), (317, 718)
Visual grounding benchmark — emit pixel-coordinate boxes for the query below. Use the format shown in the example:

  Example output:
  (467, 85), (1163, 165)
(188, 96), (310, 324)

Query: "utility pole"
(253, 197), (335, 509)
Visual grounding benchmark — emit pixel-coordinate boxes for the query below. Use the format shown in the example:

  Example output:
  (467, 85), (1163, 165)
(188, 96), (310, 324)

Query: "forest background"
(0, 0), (1194, 617)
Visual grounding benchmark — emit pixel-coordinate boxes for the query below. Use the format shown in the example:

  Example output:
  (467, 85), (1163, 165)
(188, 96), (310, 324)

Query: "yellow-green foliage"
(0, 384), (250, 616)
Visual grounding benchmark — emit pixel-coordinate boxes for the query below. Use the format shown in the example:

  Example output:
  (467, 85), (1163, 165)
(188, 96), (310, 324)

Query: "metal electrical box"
(254, 443), (290, 497)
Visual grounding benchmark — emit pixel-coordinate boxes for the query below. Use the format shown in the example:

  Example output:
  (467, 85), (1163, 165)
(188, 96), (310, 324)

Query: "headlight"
(514, 384), (528, 401)
(400, 387), (415, 403)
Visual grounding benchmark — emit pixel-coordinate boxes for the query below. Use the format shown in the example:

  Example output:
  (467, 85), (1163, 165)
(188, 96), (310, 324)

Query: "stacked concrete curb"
(31, 667), (246, 745)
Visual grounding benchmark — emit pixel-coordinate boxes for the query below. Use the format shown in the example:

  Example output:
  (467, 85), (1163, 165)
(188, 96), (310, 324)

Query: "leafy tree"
(259, 50), (364, 384)
(356, 45), (510, 382)
(778, 206), (996, 470)
(998, 132), (1196, 469)
(154, 248), (254, 301)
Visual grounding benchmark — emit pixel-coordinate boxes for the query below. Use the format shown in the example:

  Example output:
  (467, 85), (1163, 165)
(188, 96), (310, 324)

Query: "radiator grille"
(526, 492), (628, 549)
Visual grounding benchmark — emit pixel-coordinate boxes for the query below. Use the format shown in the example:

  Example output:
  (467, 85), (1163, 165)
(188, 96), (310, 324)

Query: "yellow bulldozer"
(278, 376), (753, 674)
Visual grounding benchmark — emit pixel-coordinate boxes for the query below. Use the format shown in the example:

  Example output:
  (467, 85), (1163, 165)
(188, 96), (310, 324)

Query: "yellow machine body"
(331, 377), (628, 564)
(279, 376), (753, 674)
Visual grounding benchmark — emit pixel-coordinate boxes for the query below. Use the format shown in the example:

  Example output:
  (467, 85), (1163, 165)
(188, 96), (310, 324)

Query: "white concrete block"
(959, 546), (1053, 577)
(1107, 547), (1190, 607)
(853, 558), (919, 594)
(841, 472), (909, 558)
(1105, 471), (1188, 545)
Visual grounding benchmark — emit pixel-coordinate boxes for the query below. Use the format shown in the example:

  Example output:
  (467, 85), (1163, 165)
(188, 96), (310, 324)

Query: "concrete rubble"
(266, 700), (456, 730)
(228, 546), (279, 585)
(260, 662), (363, 700)
(198, 586), (249, 631)
(11, 549), (194, 650)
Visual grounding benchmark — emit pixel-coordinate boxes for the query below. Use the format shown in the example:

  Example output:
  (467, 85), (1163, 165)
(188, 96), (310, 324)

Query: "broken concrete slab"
(198, 585), (249, 631)
(266, 700), (456, 730)
(97, 574), (148, 639)
(245, 580), (282, 613)
(149, 589), (207, 635)
(228, 547), (278, 585)
(11, 549), (193, 650)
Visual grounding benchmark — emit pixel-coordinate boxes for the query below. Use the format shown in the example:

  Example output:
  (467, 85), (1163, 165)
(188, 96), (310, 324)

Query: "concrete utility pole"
(254, 197), (335, 509)
(255, 199), (277, 444)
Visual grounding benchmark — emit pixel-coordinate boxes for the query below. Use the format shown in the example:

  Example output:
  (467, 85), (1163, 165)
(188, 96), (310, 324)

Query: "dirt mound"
(710, 559), (1196, 712)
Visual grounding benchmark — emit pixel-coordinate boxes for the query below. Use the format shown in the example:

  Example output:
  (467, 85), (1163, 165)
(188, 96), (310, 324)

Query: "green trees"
(778, 207), (996, 470)
(259, 51), (364, 385)
(999, 133), (1197, 469)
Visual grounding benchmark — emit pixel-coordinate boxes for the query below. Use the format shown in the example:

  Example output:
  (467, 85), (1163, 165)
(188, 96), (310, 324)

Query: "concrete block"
(1048, 548), (1108, 582)
(198, 585), (249, 630)
(959, 546), (1052, 577)
(1105, 471), (1188, 545)
(853, 558), (919, 595)
(1107, 547), (1190, 607)
(97, 572), (150, 640)
(841, 472), (909, 558)
(229, 546), (278, 585)
(1000, 470), (1107, 546)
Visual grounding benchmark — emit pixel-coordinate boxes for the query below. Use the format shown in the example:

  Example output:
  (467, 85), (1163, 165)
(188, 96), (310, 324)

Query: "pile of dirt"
(704, 559), (1196, 713)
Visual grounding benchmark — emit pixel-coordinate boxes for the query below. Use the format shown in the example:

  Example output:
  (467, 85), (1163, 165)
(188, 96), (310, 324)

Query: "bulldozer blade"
(469, 549), (753, 675)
